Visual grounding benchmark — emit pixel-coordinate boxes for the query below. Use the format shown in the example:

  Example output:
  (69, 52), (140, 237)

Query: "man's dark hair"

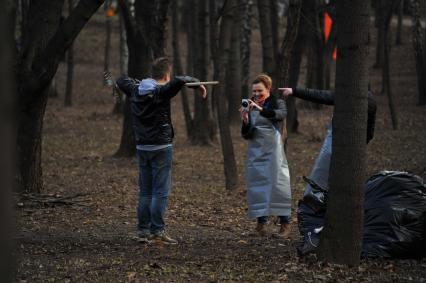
(151, 57), (171, 80)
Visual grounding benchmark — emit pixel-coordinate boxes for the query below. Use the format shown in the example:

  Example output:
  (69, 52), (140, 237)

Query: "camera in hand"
(241, 99), (250, 111)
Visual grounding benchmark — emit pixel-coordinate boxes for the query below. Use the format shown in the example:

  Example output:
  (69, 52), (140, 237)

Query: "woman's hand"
(239, 107), (249, 124)
(248, 99), (262, 111)
(278, 87), (293, 98)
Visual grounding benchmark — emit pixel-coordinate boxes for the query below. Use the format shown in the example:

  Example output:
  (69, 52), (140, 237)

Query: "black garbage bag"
(297, 171), (426, 258)
(362, 171), (426, 258)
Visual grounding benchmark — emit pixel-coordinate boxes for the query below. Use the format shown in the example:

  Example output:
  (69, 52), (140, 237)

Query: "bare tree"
(213, 0), (239, 190)
(274, 0), (302, 145)
(191, 0), (216, 145)
(172, 0), (193, 137)
(395, 0), (404, 45)
(257, 0), (275, 75)
(104, 0), (113, 82)
(16, 0), (104, 193)
(64, 0), (75, 107)
(0, 0), (16, 279)
(410, 0), (426, 105)
(226, 2), (243, 124)
(240, 0), (253, 99)
(318, 0), (370, 266)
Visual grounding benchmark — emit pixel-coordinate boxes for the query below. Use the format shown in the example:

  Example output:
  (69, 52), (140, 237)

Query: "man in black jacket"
(117, 57), (206, 244)
(279, 87), (377, 194)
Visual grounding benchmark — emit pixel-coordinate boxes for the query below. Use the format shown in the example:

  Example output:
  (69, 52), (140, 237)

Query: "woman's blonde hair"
(252, 74), (272, 90)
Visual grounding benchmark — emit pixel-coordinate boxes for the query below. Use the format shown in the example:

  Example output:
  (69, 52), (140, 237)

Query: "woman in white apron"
(241, 74), (292, 238)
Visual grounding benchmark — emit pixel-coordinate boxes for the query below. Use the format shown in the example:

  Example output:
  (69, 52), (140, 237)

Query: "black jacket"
(116, 76), (197, 145)
(241, 95), (287, 139)
(292, 87), (377, 143)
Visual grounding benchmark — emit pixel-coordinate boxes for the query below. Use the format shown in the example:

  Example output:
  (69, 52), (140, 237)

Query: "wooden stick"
(185, 81), (219, 86)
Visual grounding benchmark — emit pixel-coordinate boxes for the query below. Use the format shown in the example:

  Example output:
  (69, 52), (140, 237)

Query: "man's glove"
(175, 75), (200, 88)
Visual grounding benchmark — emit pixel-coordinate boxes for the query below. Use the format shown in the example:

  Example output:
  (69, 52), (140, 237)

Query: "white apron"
(245, 111), (291, 219)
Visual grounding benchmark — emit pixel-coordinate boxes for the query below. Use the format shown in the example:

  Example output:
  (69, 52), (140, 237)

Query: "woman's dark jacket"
(292, 87), (377, 143)
(241, 95), (287, 139)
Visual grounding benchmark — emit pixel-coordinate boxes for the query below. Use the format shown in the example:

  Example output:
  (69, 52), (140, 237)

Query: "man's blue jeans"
(137, 147), (173, 234)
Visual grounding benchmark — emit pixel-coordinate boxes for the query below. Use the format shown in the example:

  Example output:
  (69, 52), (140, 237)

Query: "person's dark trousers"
(137, 147), (173, 234)
(257, 215), (290, 224)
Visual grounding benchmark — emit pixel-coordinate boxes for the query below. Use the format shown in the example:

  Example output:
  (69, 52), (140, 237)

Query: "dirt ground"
(16, 11), (426, 283)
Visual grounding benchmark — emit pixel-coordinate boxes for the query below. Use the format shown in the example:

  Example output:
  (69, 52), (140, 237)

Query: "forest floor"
(16, 12), (426, 283)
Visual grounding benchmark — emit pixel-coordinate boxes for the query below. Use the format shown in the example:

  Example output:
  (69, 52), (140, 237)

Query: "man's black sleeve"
(292, 87), (335, 105)
(155, 76), (200, 100)
(116, 76), (139, 97)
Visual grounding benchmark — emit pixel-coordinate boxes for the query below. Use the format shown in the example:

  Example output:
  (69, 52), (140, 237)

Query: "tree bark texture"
(240, 0), (253, 99)
(64, 0), (75, 107)
(213, 0), (239, 190)
(17, 0), (104, 193)
(0, 1), (16, 280)
(226, 2), (243, 124)
(318, 0), (370, 266)
(257, 0), (275, 76)
(274, 0), (302, 143)
(192, 0), (216, 145)
(172, 0), (193, 137)
(410, 0), (426, 105)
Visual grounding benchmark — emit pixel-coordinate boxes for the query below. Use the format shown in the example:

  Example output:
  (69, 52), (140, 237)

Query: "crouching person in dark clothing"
(279, 87), (377, 195)
(116, 57), (207, 244)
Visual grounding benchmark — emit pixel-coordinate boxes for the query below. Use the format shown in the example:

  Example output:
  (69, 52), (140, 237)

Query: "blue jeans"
(304, 125), (332, 196)
(137, 147), (173, 234)
(258, 215), (290, 224)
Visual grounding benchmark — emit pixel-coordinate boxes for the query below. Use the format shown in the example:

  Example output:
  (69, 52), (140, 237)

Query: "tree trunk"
(209, 0), (219, 114)
(213, 0), (239, 190)
(172, 0), (193, 137)
(64, 0), (75, 107)
(410, 0), (426, 105)
(318, 0), (370, 266)
(257, 0), (275, 75)
(383, 3), (399, 129)
(286, 0), (308, 133)
(395, 0), (403, 45)
(119, 11), (128, 76)
(103, 0), (112, 82)
(274, 0), (302, 143)
(192, 0), (216, 145)
(226, 6), (243, 124)
(0, 1), (16, 280)
(240, 0), (253, 99)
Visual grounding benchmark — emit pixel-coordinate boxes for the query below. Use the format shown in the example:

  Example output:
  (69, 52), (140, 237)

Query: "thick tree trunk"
(286, 0), (307, 133)
(410, 0), (426, 105)
(64, 0), (75, 107)
(257, 0), (275, 75)
(214, 0), (239, 190)
(16, 0), (104, 193)
(192, 0), (216, 145)
(240, 0), (253, 98)
(0, 1), (16, 280)
(172, 0), (193, 137)
(226, 7), (243, 124)
(274, 0), (302, 142)
(318, 0), (370, 266)
(103, 1), (112, 81)
(395, 0), (403, 45)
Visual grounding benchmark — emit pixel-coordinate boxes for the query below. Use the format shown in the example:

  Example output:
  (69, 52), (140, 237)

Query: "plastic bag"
(297, 171), (426, 258)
